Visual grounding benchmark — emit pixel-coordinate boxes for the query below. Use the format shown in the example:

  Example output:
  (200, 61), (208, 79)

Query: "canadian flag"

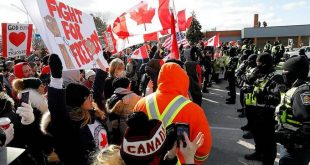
(204, 34), (220, 47)
(186, 16), (193, 29)
(177, 10), (186, 31)
(130, 45), (149, 59)
(112, 0), (171, 38)
(103, 25), (117, 54)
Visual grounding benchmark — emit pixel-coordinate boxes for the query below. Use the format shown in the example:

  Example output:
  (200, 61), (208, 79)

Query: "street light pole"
(10, 4), (29, 24)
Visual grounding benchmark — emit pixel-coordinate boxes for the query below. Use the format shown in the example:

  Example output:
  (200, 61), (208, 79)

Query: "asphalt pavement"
(201, 80), (280, 165)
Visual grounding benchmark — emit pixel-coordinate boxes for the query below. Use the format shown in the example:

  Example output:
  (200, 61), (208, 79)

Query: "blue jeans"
(279, 145), (310, 165)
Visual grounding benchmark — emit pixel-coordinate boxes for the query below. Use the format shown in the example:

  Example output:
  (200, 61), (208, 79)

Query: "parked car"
(284, 46), (310, 60)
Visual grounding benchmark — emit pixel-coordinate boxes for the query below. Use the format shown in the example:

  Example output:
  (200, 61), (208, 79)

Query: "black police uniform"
(226, 48), (239, 104)
(244, 53), (286, 165)
(275, 56), (310, 165)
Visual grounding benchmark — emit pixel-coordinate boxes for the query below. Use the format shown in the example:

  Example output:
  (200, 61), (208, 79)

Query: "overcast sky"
(0, 0), (309, 34)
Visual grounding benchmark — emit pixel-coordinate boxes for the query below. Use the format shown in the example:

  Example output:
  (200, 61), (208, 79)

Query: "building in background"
(242, 24), (310, 48)
(205, 30), (241, 43)
(205, 14), (310, 49)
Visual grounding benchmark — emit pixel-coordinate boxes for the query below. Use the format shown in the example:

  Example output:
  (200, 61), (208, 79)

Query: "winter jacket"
(105, 87), (141, 144)
(107, 88), (142, 117)
(93, 69), (108, 111)
(133, 63), (212, 164)
(184, 61), (203, 106)
(0, 91), (51, 165)
(46, 87), (109, 165)
(104, 76), (115, 99)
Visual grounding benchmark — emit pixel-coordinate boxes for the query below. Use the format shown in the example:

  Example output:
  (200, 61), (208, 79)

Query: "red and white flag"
(130, 45), (149, 59)
(186, 16), (193, 29)
(177, 10), (186, 31)
(103, 25), (117, 54)
(204, 34), (220, 47)
(170, 13), (179, 59)
(112, 0), (171, 38)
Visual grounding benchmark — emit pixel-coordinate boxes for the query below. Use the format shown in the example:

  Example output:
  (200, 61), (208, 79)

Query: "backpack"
(107, 93), (127, 109)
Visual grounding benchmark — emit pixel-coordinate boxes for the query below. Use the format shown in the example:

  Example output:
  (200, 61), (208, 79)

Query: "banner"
(1, 23), (33, 58)
(21, 0), (109, 70)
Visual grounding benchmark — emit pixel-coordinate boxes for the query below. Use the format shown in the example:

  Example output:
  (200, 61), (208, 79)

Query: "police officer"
(271, 41), (281, 66)
(239, 54), (260, 139)
(263, 41), (272, 54)
(236, 54), (257, 118)
(244, 53), (286, 165)
(275, 56), (310, 165)
(226, 47), (239, 104)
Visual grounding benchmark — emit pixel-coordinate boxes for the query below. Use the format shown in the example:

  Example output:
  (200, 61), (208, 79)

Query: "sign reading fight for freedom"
(21, 0), (108, 70)
(1, 23), (33, 58)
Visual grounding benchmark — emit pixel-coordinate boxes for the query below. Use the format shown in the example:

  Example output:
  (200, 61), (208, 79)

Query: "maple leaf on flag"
(100, 133), (108, 148)
(130, 2), (155, 31)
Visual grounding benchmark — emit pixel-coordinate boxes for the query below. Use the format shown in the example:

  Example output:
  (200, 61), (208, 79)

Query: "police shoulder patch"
(300, 92), (310, 105)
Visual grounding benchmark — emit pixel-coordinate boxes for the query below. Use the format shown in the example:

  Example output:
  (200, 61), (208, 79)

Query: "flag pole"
(171, 0), (179, 32)
(170, 8), (180, 60)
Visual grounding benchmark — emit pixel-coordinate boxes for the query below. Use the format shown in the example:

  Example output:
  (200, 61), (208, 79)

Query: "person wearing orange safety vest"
(133, 63), (212, 165)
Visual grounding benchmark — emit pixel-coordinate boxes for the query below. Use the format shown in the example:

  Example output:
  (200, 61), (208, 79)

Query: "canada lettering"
(126, 126), (166, 154)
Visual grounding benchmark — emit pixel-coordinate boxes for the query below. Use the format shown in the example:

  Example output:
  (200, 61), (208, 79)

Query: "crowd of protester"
(1, 37), (308, 165)
(0, 42), (214, 165)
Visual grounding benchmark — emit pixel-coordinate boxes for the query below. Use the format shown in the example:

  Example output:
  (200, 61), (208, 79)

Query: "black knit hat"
(112, 77), (130, 89)
(23, 78), (42, 89)
(66, 83), (90, 107)
(121, 112), (167, 164)
(283, 56), (309, 79)
(256, 53), (273, 66)
(229, 47), (237, 57)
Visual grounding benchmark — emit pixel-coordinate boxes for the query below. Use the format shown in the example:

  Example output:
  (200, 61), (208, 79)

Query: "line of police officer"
(234, 42), (310, 165)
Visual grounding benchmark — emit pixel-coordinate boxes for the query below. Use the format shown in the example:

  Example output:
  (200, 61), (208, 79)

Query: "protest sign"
(22, 0), (109, 70)
(1, 23), (33, 58)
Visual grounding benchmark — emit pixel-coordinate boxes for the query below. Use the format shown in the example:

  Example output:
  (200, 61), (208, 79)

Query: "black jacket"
(93, 69), (108, 110)
(47, 87), (108, 165)
(104, 76), (115, 100)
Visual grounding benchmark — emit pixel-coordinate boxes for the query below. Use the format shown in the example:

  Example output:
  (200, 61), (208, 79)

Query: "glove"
(265, 95), (280, 106)
(48, 54), (63, 78)
(16, 103), (35, 125)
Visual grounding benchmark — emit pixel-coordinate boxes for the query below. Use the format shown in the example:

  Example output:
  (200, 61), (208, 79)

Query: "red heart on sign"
(9, 32), (26, 47)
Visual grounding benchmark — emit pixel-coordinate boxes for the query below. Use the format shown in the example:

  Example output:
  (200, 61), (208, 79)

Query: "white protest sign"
(21, 0), (109, 70)
(1, 23), (33, 58)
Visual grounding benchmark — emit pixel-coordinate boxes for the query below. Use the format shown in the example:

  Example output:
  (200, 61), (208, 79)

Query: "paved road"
(201, 81), (280, 165)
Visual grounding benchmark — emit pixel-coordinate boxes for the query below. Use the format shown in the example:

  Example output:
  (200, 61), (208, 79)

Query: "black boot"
(237, 108), (243, 112)
(242, 132), (253, 139)
(202, 88), (209, 93)
(238, 112), (246, 118)
(226, 98), (235, 104)
(244, 152), (262, 161)
(241, 125), (250, 131)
